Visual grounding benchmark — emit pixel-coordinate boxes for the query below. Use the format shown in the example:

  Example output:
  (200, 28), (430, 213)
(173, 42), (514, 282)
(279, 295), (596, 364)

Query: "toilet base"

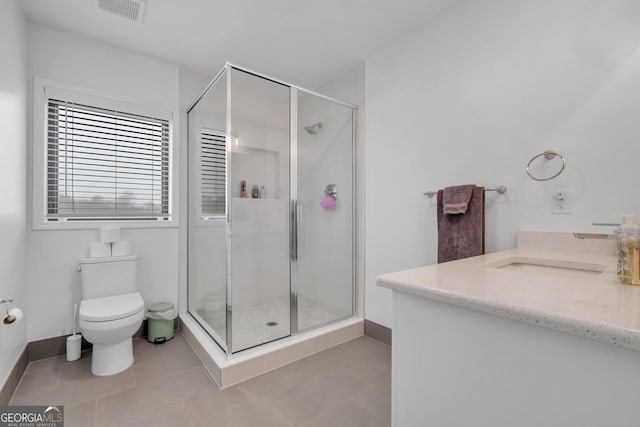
(91, 338), (134, 376)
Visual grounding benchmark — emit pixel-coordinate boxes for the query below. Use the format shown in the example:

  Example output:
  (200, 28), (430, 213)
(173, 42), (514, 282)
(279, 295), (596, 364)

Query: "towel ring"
(526, 150), (566, 181)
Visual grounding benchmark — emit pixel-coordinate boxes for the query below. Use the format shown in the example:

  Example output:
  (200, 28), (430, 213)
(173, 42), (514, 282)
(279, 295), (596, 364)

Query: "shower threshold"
(181, 314), (364, 389)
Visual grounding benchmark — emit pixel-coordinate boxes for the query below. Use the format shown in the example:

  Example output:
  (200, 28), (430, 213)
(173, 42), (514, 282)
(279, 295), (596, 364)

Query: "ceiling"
(21, 0), (459, 88)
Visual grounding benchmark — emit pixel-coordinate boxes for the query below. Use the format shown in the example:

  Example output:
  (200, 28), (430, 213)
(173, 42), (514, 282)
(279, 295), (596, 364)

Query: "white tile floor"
(10, 333), (391, 427)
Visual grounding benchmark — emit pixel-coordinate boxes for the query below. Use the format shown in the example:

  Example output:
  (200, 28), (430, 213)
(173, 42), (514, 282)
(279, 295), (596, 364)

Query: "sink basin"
(486, 257), (607, 279)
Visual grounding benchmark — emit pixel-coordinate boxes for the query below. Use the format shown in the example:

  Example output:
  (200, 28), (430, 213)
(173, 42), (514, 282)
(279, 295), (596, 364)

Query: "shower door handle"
(291, 200), (298, 261)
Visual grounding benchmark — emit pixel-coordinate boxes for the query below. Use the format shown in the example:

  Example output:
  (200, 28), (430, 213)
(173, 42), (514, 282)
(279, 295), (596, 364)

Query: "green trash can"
(147, 302), (177, 344)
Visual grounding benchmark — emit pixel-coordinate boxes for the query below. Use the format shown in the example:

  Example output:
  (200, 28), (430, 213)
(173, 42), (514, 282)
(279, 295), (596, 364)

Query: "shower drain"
(266, 321), (278, 327)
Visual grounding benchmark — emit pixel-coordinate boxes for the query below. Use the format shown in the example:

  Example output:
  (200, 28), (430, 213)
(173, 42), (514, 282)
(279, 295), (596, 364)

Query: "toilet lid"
(80, 293), (144, 322)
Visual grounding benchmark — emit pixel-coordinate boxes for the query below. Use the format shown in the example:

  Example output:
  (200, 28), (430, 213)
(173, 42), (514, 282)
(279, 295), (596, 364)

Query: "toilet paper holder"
(0, 298), (13, 305)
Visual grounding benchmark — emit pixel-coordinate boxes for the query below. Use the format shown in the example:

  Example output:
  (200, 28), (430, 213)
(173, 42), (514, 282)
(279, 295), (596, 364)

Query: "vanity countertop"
(377, 236), (640, 352)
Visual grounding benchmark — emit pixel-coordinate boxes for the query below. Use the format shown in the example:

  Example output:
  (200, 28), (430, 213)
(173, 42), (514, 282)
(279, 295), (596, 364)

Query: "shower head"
(304, 122), (322, 135)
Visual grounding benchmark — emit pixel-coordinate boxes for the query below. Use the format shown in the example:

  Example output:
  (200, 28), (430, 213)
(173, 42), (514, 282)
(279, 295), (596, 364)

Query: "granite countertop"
(377, 239), (640, 352)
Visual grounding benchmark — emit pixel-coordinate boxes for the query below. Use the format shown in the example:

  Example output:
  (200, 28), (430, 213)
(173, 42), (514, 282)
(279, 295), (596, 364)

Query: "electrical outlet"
(551, 190), (571, 214)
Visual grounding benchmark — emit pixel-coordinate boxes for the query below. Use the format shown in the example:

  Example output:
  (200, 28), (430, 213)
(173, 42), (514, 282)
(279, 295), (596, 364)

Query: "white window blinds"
(200, 129), (226, 218)
(47, 99), (171, 221)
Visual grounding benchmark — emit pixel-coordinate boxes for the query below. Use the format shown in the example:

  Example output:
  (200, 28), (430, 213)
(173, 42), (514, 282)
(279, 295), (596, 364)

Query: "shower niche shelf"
(232, 197), (282, 201)
(231, 146), (280, 203)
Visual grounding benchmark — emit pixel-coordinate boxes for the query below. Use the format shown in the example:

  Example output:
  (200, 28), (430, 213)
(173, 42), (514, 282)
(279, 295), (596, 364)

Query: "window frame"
(198, 127), (227, 222)
(189, 112), (228, 228)
(32, 78), (179, 230)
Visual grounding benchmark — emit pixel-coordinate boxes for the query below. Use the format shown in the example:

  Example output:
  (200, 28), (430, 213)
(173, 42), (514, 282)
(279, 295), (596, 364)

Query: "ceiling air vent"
(98, 0), (147, 23)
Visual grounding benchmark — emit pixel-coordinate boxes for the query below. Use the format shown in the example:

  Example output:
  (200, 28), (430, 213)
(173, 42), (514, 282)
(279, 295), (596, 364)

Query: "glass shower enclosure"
(188, 64), (357, 355)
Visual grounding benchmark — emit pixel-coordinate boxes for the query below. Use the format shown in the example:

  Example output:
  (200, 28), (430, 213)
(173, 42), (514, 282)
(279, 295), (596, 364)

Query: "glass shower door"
(228, 69), (291, 352)
(187, 69), (228, 350)
(295, 91), (354, 331)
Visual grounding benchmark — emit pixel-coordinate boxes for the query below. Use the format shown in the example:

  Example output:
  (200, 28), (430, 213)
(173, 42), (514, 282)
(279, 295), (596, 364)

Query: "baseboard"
(28, 334), (92, 361)
(28, 318), (181, 362)
(0, 345), (28, 405)
(1, 319), (181, 403)
(364, 319), (392, 346)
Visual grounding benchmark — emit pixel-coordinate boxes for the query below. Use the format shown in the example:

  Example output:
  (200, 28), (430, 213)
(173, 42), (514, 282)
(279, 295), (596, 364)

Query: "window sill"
(32, 219), (179, 231)
(193, 216), (226, 228)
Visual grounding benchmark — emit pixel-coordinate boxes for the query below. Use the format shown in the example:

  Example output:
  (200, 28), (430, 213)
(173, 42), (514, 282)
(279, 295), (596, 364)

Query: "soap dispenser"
(616, 214), (640, 285)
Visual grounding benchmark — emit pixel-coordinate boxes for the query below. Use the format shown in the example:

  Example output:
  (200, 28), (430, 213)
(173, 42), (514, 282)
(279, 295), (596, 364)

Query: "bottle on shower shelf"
(252, 185), (259, 199)
(616, 214), (640, 285)
(260, 185), (266, 199)
(241, 180), (247, 198)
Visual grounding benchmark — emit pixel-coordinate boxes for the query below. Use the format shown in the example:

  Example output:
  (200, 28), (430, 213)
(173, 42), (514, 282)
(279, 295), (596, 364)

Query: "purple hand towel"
(437, 186), (485, 263)
(442, 184), (475, 215)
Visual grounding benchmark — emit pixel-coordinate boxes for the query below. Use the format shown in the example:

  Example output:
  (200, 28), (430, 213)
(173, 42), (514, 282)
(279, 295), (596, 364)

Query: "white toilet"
(78, 255), (144, 376)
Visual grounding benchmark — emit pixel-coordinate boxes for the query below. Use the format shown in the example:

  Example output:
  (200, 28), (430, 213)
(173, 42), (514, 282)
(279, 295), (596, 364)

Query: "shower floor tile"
(197, 300), (343, 352)
(10, 333), (390, 427)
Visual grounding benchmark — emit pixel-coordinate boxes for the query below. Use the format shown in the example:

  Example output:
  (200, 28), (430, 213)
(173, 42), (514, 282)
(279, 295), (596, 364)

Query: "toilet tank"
(79, 255), (139, 299)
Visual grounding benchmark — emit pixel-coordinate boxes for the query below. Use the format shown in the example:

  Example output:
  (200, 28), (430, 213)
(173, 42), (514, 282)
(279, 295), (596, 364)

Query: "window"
(200, 129), (226, 219)
(43, 88), (173, 223)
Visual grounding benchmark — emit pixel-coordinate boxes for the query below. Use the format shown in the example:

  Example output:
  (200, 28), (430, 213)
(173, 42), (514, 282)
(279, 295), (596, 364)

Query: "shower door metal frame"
(289, 88), (299, 335)
(225, 64), (234, 357)
(188, 62), (360, 358)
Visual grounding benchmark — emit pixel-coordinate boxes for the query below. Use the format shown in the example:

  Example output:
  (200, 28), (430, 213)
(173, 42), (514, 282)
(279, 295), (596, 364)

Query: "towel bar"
(423, 185), (507, 199)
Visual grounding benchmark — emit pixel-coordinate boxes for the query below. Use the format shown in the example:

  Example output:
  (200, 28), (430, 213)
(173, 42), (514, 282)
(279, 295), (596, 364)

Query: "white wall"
(365, 0), (640, 328)
(0, 0), (28, 388)
(317, 64), (365, 108)
(26, 24), (180, 341)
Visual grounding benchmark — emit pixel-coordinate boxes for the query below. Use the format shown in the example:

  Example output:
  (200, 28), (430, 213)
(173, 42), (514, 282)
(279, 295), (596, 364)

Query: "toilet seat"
(80, 292), (144, 322)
